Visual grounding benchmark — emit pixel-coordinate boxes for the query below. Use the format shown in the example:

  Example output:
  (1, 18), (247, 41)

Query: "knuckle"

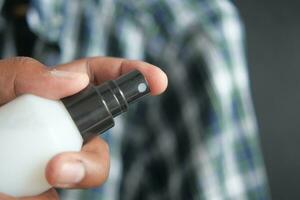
(8, 57), (44, 71)
(13, 56), (41, 67)
(0, 57), (39, 70)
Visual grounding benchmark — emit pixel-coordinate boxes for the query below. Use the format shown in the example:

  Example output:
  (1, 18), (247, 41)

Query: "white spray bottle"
(0, 70), (149, 197)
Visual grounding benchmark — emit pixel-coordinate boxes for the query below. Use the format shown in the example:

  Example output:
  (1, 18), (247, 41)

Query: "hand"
(0, 57), (168, 200)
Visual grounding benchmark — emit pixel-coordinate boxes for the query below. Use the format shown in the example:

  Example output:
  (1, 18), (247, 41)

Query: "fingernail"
(49, 69), (86, 79)
(55, 160), (85, 187)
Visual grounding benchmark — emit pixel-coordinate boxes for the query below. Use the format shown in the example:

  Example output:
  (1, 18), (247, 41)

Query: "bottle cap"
(62, 70), (150, 141)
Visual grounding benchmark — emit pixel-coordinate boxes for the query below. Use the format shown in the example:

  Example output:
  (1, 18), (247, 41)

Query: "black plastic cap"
(62, 70), (150, 141)
(115, 70), (150, 104)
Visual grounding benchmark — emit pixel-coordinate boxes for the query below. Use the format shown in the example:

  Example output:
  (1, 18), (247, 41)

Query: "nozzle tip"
(115, 70), (150, 104)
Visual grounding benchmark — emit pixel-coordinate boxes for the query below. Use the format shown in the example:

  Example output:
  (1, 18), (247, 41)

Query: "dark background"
(234, 1), (300, 199)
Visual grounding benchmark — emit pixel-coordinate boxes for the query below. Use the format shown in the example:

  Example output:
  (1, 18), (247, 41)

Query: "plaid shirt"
(0, 0), (270, 199)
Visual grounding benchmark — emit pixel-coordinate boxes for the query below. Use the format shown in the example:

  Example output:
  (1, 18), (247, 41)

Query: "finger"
(0, 193), (15, 200)
(55, 57), (168, 95)
(0, 57), (89, 104)
(21, 189), (59, 200)
(13, 57), (90, 99)
(46, 137), (110, 189)
(0, 189), (59, 200)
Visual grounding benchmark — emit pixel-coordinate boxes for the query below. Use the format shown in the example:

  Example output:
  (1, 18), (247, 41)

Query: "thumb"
(6, 57), (89, 101)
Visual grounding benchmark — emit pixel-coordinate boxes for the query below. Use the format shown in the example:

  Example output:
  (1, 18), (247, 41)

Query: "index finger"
(55, 57), (168, 96)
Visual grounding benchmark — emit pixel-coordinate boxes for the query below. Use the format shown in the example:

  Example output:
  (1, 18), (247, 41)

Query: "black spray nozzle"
(62, 70), (150, 141)
(115, 70), (150, 104)
(97, 70), (150, 117)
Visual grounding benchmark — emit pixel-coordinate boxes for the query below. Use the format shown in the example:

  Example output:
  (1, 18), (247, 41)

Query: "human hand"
(0, 57), (168, 200)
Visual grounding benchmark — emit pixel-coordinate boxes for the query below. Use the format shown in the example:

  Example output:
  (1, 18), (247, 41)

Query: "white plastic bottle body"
(0, 94), (83, 197)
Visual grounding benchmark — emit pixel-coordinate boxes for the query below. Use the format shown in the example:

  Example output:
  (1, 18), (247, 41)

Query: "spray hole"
(138, 83), (147, 93)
